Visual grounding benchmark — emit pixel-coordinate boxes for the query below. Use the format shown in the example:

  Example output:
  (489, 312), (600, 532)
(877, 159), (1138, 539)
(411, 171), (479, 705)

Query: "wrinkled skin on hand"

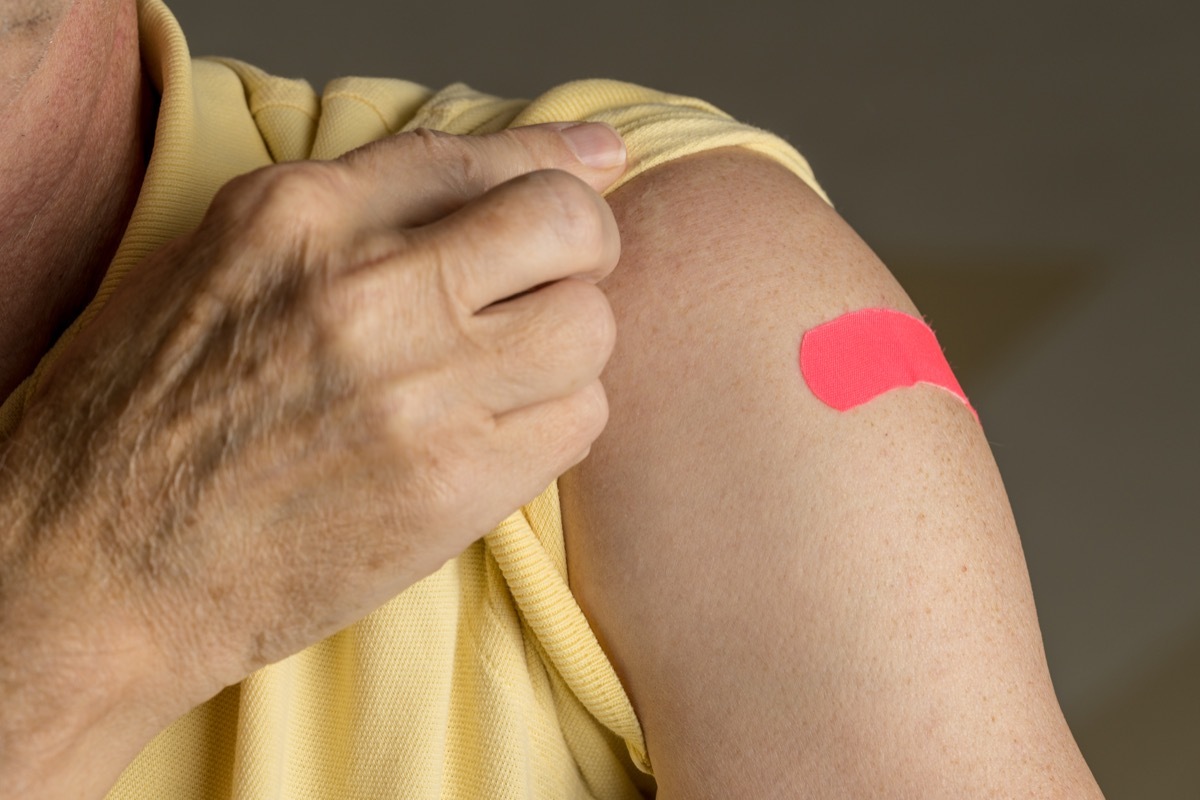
(0, 123), (625, 719)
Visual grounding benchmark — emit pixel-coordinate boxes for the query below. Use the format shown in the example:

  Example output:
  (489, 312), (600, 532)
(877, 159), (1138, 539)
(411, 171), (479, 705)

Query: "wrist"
(0, 618), (162, 798)
(0, 443), (187, 798)
(0, 539), (184, 797)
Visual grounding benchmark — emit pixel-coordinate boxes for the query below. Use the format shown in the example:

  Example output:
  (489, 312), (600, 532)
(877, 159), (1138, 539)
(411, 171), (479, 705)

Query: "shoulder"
(562, 145), (1105, 797)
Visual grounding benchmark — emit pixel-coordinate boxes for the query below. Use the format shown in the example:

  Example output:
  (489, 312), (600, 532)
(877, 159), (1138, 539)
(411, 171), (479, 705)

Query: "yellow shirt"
(0, 0), (829, 796)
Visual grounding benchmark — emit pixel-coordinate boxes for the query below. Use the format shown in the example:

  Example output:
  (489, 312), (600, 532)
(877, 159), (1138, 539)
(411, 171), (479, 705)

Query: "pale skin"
(0, 1), (1105, 798)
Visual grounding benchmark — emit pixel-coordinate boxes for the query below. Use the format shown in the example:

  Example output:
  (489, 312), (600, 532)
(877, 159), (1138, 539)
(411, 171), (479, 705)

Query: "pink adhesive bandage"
(799, 308), (978, 423)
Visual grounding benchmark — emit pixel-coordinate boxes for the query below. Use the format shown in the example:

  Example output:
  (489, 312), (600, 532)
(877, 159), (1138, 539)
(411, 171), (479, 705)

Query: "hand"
(0, 122), (626, 796)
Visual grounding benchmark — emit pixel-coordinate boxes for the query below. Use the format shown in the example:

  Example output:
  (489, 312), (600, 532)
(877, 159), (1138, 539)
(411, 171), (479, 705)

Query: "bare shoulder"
(561, 147), (1105, 799)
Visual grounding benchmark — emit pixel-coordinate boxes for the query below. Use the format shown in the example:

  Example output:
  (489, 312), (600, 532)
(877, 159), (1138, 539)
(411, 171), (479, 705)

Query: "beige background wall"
(164, 0), (1199, 795)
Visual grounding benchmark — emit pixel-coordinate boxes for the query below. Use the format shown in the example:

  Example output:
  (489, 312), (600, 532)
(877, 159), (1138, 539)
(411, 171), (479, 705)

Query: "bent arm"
(561, 147), (1104, 798)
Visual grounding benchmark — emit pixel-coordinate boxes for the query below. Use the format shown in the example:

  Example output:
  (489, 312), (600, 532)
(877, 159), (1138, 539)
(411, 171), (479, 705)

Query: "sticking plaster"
(799, 308), (979, 424)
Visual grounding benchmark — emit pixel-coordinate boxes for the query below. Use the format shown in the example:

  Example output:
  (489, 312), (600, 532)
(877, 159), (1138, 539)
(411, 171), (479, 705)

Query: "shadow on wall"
(1072, 620), (1200, 799)
(884, 250), (1105, 393)
(882, 254), (1196, 799)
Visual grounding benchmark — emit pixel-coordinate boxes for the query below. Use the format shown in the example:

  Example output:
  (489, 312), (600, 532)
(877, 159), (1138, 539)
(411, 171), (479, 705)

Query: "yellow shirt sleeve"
(0, 2), (838, 798)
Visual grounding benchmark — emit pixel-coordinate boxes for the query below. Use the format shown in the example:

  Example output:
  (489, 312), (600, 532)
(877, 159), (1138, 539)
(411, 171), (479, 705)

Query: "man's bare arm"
(561, 147), (1105, 798)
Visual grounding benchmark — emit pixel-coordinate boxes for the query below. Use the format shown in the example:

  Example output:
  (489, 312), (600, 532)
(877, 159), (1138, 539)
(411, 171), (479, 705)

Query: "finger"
(494, 378), (609, 482)
(462, 380), (609, 533)
(407, 168), (621, 314)
(311, 180), (617, 381)
(465, 278), (616, 415)
(336, 122), (627, 230)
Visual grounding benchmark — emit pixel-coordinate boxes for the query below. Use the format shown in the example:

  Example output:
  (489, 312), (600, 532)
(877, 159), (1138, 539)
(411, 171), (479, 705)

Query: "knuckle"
(254, 162), (347, 226)
(218, 162), (349, 235)
(205, 169), (262, 231)
(557, 281), (617, 362)
(308, 248), (377, 327)
(574, 381), (610, 436)
(556, 383), (609, 459)
(208, 168), (255, 209)
(306, 270), (372, 358)
(371, 380), (477, 514)
(493, 126), (556, 175)
(307, 243), (465, 391)
(374, 379), (460, 459)
(369, 382), (432, 463)
(307, 258), (424, 371)
(406, 127), (488, 197)
(521, 169), (605, 252)
(501, 282), (614, 389)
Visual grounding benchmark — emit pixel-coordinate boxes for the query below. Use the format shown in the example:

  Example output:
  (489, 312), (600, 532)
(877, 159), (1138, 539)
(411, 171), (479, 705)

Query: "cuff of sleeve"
(405, 78), (831, 206)
(510, 78), (831, 205)
(486, 482), (654, 775)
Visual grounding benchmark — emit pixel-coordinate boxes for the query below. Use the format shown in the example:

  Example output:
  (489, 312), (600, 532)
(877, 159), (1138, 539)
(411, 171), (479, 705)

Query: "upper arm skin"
(560, 148), (1104, 799)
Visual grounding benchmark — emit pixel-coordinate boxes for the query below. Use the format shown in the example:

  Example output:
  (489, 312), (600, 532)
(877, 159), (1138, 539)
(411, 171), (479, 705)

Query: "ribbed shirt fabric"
(1, 1), (829, 796)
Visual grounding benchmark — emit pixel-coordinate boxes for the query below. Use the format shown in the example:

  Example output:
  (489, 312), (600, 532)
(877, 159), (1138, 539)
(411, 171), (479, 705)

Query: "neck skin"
(0, 0), (155, 403)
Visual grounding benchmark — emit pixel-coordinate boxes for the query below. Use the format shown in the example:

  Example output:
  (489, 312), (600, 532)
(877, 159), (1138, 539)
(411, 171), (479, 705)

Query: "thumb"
(336, 122), (627, 229)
